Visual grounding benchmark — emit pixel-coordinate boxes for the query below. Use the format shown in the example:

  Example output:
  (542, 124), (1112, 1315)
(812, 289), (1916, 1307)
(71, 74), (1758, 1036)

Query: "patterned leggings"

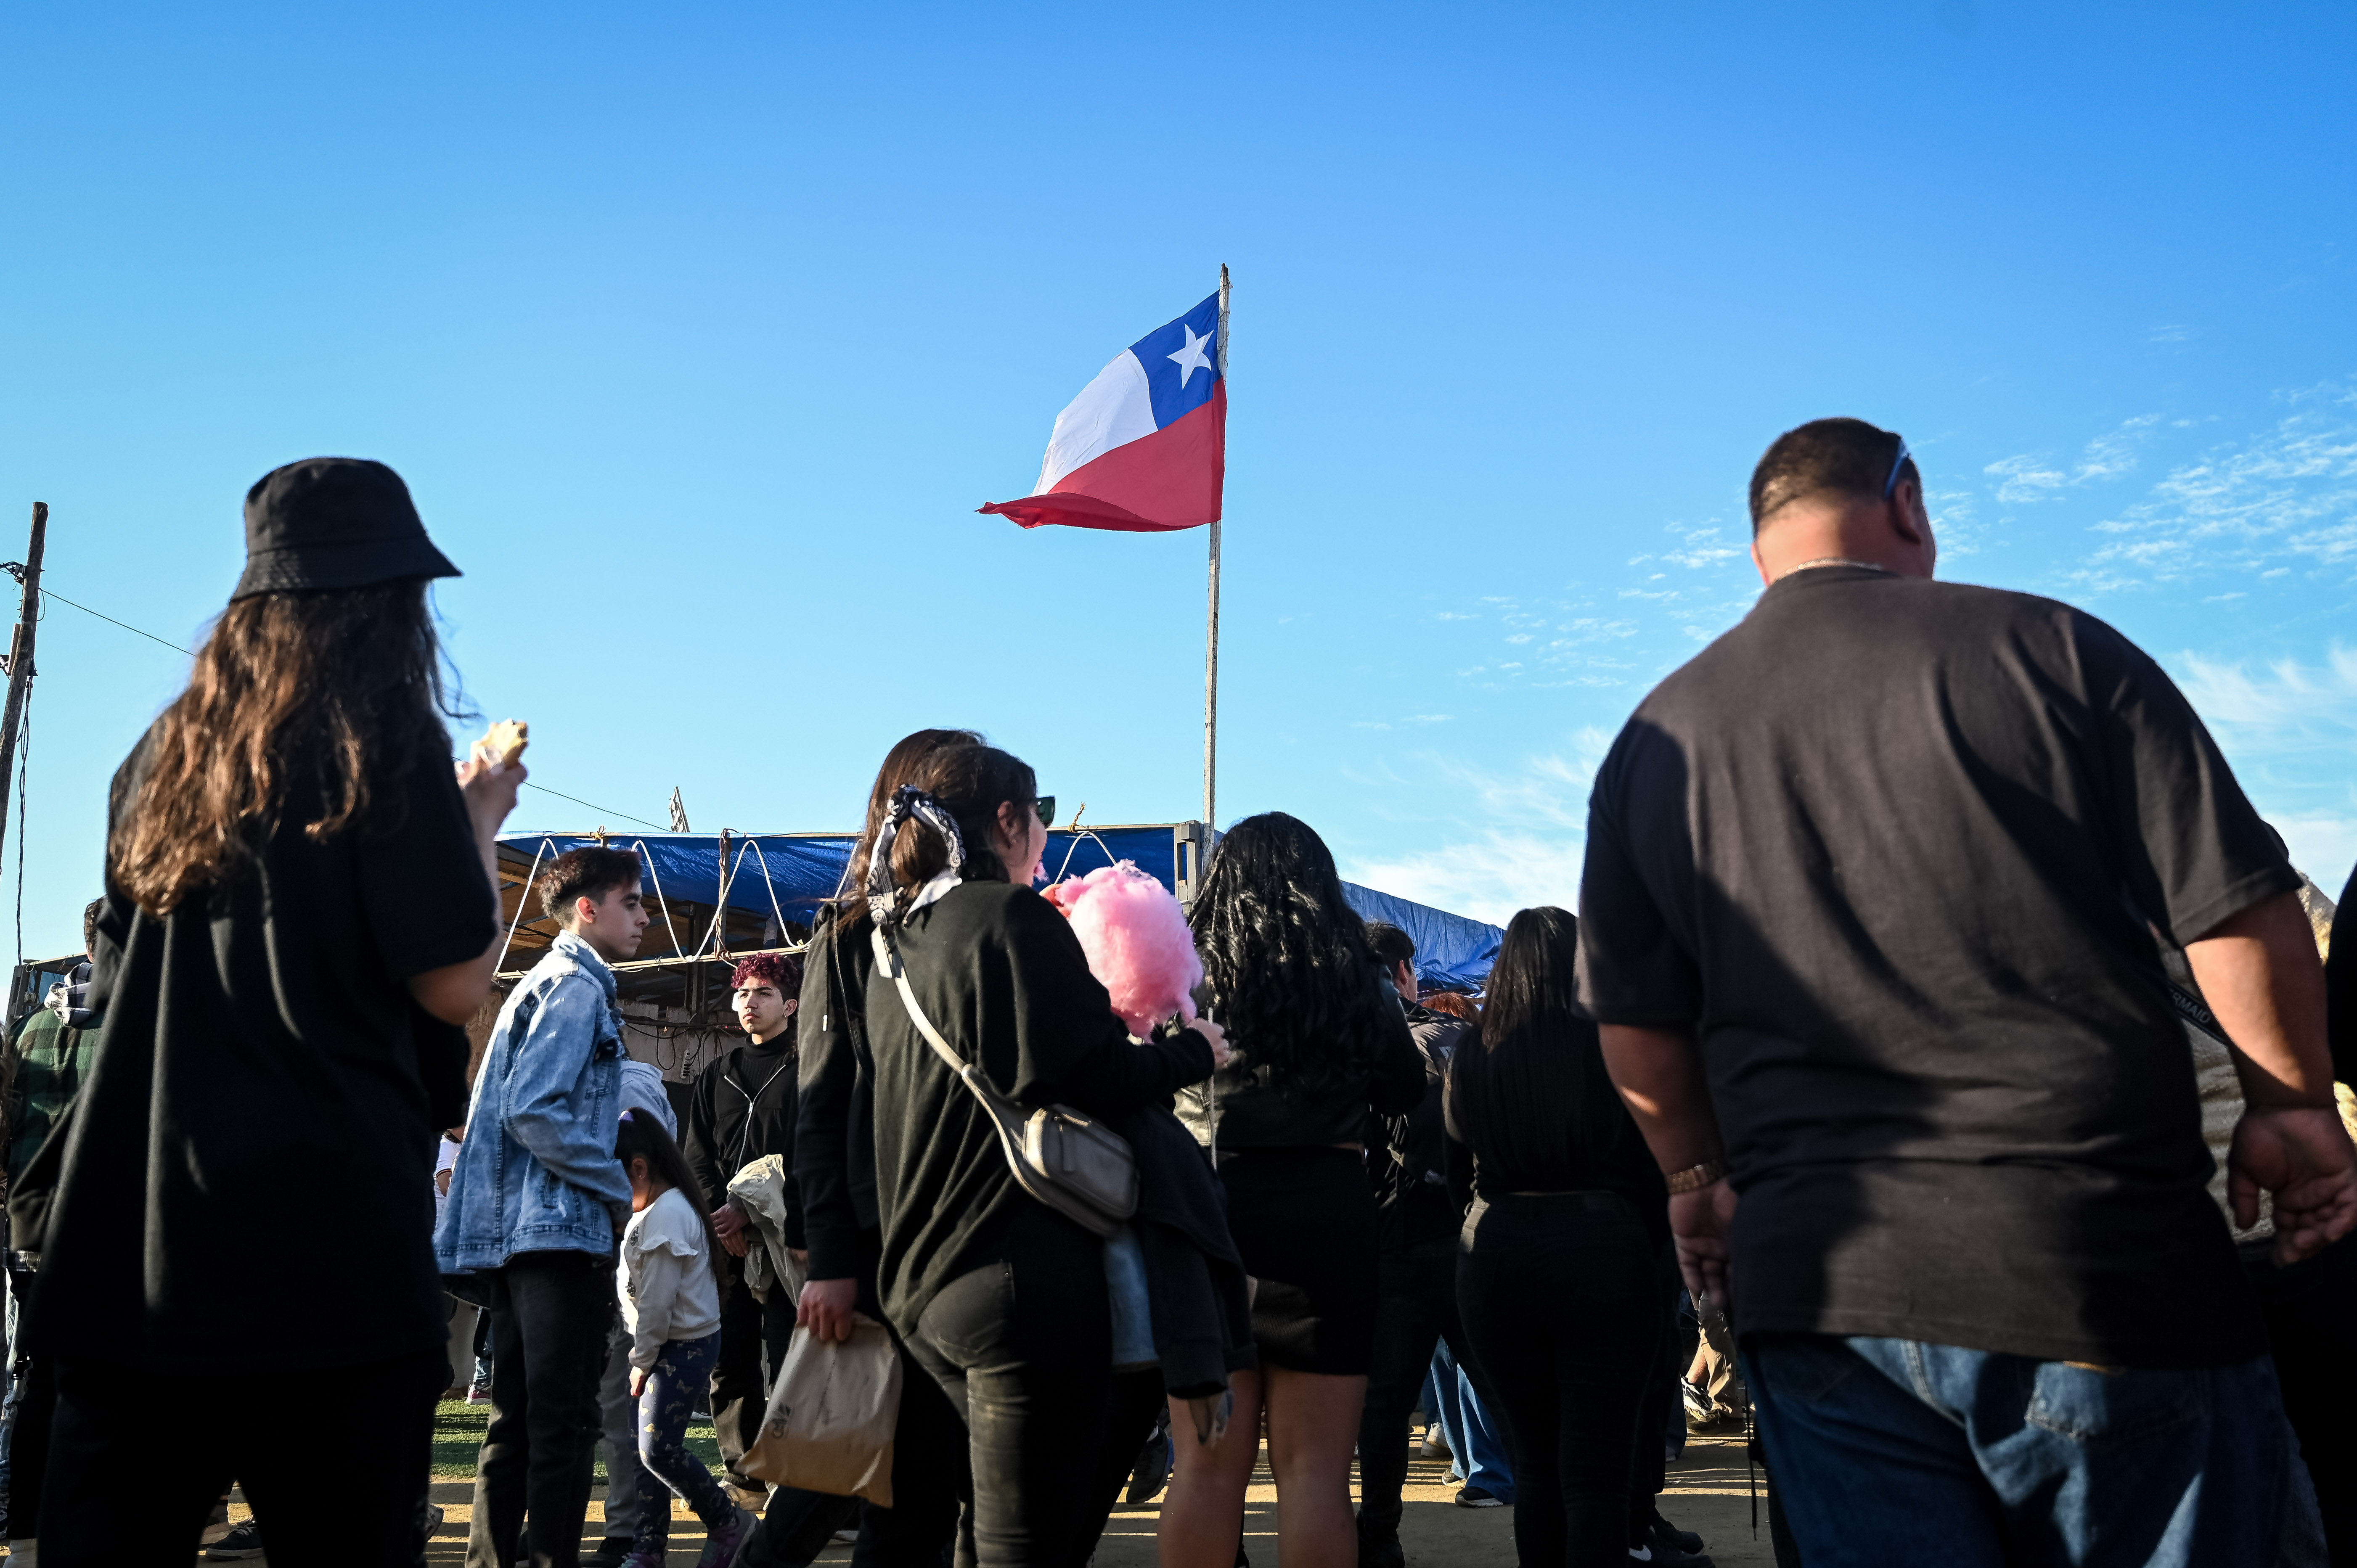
(634, 1331), (734, 1547)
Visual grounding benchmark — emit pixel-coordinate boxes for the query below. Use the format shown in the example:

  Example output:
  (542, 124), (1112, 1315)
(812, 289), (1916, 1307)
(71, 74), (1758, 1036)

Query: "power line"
(37, 581), (671, 833)
(43, 587), (194, 656)
(511, 785), (670, 833)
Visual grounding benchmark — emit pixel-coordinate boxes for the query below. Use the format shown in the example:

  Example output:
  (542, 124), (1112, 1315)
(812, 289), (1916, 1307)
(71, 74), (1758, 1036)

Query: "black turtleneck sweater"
(685, 1023), (805, 1249)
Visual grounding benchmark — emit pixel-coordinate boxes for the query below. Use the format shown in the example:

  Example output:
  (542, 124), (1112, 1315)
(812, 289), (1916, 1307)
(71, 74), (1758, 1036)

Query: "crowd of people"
(0, 423), (2348, 1568)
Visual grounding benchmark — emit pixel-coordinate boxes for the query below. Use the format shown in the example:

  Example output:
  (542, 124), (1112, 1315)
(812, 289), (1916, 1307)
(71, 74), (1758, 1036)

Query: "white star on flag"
(1167, 323), (1214, 387)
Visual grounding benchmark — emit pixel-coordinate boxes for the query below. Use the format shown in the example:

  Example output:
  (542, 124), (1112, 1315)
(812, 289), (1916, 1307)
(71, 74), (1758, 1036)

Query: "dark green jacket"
(5, 1005), (99, 1189)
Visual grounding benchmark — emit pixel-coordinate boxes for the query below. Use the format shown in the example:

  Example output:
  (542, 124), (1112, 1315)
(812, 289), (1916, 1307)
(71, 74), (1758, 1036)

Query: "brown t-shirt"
(1577, 566), (2292, 1367)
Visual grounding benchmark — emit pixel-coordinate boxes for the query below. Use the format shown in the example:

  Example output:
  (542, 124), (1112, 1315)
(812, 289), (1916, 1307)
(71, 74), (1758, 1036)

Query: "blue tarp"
(498, 826), (1198, 932)
(1342, 882), (1502, 992)
(498, 825), (1503, 989)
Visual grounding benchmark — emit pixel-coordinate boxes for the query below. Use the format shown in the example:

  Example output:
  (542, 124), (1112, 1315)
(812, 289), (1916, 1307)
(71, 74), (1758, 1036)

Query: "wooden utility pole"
(0, 503), (48, 865)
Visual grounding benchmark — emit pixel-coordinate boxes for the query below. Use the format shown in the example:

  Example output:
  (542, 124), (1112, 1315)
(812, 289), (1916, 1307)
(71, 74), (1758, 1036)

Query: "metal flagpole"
(1204, 266), (1229, 828)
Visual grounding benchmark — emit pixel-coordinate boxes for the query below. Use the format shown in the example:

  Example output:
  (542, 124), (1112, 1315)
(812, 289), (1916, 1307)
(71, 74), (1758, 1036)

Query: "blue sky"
(1, 2), (2353, 953)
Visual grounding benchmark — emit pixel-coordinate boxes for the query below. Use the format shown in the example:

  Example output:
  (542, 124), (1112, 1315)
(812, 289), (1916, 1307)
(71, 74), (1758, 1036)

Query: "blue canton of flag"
(1128, 292), (1221, 430)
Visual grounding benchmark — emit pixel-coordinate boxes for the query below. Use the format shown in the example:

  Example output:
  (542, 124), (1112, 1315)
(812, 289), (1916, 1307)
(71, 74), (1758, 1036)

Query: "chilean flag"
(980, 291), (1225, 532)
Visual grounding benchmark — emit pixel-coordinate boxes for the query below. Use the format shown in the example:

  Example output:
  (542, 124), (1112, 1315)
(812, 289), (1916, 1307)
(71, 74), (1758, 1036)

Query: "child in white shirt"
(614, 1108), (752, 1567)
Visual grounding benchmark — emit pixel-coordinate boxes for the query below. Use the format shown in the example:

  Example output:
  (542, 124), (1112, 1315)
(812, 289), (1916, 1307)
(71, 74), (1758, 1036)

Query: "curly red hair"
(728, 952), (802, 994)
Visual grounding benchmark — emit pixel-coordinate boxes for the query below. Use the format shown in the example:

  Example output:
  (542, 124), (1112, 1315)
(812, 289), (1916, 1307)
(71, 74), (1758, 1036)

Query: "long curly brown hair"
(109, 582), (457, 915)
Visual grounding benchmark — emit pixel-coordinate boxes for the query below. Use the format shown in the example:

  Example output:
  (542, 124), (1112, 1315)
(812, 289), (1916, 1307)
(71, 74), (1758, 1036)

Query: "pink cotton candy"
(1044, 861), (1203, 1038)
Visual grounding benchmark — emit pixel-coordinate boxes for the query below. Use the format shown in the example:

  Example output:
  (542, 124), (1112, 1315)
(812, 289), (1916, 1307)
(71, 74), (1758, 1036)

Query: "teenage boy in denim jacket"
(438, 847), (650, 1568)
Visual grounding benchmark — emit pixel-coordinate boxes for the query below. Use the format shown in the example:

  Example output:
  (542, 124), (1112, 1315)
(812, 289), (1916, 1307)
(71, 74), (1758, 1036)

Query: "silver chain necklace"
(1775, 556), (1892, 582)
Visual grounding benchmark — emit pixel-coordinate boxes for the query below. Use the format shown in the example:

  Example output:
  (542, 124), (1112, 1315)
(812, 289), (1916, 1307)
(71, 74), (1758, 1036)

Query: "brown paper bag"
(739, 1313), (902, 1505)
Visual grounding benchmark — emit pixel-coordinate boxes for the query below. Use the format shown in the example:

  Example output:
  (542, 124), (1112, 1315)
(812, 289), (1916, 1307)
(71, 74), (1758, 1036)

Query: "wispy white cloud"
(1440, 728), (1615, 826)
(1341, 731), (1617, 923)
(2069, 389), (2357, 590)
(2076, 415), (2161, 482)
(1663, 524), (1743, 571)
(1986, 415), (2161, 504)
(2141, 651), (2357, 884)
(1345, 830), (1587, 926)
(1987, 454), (2068, 503)
(2176, 647), (2357, 743)
(2267, 813), (2357, 891)
(1929, 489), (1984, 557)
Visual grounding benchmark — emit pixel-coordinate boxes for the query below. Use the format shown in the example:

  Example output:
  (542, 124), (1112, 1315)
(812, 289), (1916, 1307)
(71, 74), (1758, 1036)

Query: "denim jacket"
(436, 930), (634, 1271)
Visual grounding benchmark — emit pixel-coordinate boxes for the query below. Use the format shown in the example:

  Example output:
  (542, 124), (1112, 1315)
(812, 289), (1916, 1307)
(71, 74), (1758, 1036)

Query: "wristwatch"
(1664, 1158), (1728, 1195)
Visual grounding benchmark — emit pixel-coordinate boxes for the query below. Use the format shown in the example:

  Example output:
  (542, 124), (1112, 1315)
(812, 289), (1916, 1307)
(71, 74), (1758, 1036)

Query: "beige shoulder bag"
(866, 788), (1138, 1239)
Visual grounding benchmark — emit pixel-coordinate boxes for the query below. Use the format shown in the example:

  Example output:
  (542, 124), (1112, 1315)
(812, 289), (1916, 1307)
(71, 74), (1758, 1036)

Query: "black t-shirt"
(863, 879), (1214, 1332)
(1442, 1025), (1671, 1251)
(30, 734), (493, 1372)
(1577, 566), (2292, 1367)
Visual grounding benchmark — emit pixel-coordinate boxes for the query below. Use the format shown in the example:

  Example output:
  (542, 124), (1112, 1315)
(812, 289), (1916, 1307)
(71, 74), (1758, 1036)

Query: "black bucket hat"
(231, 457), (461, 600)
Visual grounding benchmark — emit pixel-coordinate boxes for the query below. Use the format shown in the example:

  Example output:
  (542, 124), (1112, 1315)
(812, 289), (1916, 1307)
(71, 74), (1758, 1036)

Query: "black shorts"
(1218, 1146), (1378, 1376)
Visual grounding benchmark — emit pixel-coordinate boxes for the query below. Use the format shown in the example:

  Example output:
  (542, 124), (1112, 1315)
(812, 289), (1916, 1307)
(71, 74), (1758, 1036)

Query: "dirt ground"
(161, 1423), (1775, 1566)
(1088, 1426), (1778, 1568)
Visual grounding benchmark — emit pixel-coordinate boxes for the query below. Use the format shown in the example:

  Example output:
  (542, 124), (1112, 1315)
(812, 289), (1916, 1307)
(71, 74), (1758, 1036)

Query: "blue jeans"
(1424, 1340), (1515, 1501)
(1747, 1334), (2296, 1568)
(633, 1331), (733, 1549)
(596, 1325), (648, 1544)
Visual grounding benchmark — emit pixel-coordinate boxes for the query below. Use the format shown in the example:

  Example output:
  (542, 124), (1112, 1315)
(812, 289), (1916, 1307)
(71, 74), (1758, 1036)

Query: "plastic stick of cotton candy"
(1042, 862), (1204, 1039)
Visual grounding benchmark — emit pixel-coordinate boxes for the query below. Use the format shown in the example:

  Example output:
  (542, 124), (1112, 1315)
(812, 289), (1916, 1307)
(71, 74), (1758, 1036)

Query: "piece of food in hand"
(1043, 861), (1204, 1037)
(479, 719), (529, 766)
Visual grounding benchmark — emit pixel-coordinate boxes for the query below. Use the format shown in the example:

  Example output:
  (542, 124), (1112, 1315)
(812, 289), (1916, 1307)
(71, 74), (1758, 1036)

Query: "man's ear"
(1887, 479), (1928, 546)
(781, 997), (800, 1016)
(574, 893), (600, 927)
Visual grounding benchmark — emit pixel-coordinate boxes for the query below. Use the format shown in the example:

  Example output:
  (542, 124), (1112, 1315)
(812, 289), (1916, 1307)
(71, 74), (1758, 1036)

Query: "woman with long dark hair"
(797, 723), (984, 1345)
(26, 460), (522, 1567)
(1163, 812), (1425, 1568)
(1448, 907), (1669, 1568)
(792, 725), (981, 1567)
(861, 741), (1229, 1566)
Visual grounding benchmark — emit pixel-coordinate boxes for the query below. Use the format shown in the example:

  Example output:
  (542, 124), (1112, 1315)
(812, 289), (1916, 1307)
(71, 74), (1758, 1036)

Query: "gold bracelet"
(1664, 1158), (1728, 1195)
